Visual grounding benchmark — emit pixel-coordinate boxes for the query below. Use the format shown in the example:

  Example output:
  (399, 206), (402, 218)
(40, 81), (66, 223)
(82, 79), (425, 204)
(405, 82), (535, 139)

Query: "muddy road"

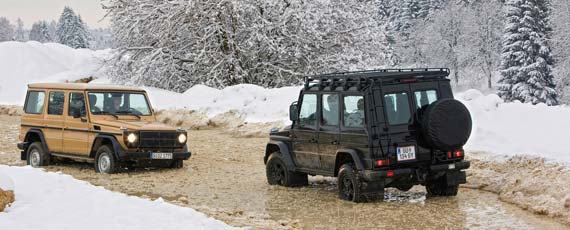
(0, 115), (567, 229)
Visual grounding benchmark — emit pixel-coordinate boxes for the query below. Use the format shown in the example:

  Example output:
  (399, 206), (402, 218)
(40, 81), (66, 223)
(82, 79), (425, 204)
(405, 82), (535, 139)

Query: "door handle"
(331, 140), (339, 145)
(309, 138), (318, 143)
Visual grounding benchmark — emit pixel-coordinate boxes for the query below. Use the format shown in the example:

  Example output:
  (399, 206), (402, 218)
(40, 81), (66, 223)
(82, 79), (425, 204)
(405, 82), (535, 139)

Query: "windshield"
(87, 92), (152, 116)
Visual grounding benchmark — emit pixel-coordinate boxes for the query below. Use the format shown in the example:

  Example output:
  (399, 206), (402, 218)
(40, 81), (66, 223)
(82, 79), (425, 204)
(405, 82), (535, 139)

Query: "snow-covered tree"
(89, 28), (116, 50)
(552, 0), (570, 104)
(48, 20), (57, 42)
(0, 17), (14, 41)
(105, 0), (388, 92)
(14, 18), (27, 41)
(56, 7), (90, 48)
(29, 21), (51, 43)
(498, 0), (558, 105)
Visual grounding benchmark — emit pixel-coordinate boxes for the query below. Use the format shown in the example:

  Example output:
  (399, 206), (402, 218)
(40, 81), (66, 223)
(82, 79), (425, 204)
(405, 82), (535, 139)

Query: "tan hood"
(94, 119), (176, 131)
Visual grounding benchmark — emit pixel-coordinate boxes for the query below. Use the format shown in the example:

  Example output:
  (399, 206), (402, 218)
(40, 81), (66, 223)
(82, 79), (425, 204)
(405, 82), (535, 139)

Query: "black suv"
(264, 68), (472, 202)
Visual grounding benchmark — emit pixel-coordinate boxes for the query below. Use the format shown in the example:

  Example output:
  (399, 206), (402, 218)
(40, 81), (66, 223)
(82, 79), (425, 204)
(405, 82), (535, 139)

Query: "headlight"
(178, 133), (187, 144)
(127, 133), (138, 143)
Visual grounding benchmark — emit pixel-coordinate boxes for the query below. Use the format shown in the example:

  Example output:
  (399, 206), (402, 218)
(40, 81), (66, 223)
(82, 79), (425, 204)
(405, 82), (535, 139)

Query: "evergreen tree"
(56, 7), (90, 48)
(498, 0), (558, 105)
(29, 21), (51, 43)
(0, 17), (14, 41)
(48, 20), (57, 42)
(14, 18), (27, 41)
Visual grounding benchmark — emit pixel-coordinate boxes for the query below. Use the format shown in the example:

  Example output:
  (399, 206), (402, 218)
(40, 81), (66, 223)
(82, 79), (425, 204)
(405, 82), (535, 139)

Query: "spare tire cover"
(421, 99), (472, 151)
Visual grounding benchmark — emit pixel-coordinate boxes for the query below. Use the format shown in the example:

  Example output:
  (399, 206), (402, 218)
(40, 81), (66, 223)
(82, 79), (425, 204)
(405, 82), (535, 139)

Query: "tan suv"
(17, 83), (191, 174)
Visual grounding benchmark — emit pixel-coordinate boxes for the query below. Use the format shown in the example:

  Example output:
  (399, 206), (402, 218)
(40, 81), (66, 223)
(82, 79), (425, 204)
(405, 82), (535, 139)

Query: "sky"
(0, 0), (110, 29)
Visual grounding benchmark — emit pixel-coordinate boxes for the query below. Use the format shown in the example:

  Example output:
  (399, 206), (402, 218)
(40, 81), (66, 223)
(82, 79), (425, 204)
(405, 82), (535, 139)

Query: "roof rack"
(304, 68), (450, 90)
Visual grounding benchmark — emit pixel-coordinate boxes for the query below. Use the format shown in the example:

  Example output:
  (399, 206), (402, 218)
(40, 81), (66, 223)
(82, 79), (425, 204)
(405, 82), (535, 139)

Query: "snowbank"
(0, 166), (231, 230)
(0, 41), (112, 105)
(456, 89), (570, 163)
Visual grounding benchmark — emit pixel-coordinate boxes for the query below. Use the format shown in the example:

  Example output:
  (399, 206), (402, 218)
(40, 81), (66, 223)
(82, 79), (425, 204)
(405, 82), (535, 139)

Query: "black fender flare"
(24, 129), (50, 154)
(90, 134), (124, 160)
(335, 149), (365, 174)
(265, 140), (296, 171)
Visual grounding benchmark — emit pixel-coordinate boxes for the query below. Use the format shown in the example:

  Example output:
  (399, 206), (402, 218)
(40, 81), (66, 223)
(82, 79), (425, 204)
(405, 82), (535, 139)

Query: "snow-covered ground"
(0, 166), (231, 230)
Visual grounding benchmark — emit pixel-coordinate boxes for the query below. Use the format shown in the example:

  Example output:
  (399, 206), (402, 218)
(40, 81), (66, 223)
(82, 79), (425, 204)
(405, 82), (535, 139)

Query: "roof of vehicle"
(304, 68), (450, 90)
(27, 83), (146, 92)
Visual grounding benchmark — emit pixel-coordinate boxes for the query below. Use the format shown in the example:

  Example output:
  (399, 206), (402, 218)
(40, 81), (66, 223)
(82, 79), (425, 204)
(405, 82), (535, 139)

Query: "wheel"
(27, 142), (49, 167)
(170, 159), (184, 169)
(337, 163), (366, 202)
(266, 152), (308, 187)
(426, 174), (459, 197)
(94, 145), (119, 174)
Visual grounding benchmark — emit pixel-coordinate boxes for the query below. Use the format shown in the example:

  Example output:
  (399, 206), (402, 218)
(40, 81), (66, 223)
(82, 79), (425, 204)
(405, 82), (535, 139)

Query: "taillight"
(447, 150), (464, 159)
(454, 150), (464, 158)
(376, 158), (390, 167)
(387, 170), (394, 177)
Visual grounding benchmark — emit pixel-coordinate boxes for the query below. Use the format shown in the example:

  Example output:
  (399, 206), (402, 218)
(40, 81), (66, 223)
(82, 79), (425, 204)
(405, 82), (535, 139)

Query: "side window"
(47, 91), (65, 115)
(129, 94), (151, 115)
(343, 96), (365, 128)
(68, 93), (86, 117)
(414, 90), (438, 109)
(322, 94), (339, 126)
(384, 93), (411, 125)
(24, 91), (46, 114)
(299, 94), (317, 127)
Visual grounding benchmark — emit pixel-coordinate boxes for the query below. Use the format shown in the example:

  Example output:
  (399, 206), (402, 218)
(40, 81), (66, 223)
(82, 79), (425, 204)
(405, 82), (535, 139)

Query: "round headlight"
(127, 133), (138, 143)
(178, 133), (187, 143)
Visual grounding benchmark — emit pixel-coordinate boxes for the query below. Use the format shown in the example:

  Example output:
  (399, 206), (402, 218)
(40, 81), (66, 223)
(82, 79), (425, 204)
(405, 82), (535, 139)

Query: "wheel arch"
(334, 149), (365, 177)
(24, 129), (49, 153)
(90, 134), (123, 159)
(265, 140), (296, 171)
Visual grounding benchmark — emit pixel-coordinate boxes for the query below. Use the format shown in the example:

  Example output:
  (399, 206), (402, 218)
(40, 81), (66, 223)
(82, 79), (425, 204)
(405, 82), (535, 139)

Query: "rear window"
(384, 93), (411, 125)
(25, 91), (46, 114)
(414, 90), (438, 109)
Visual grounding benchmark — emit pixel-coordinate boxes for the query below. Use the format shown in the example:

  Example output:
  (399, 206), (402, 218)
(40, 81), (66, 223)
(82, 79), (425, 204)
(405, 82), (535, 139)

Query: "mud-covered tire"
(27, 142), (49, 167)
(170, 159), (184, 169)
(421, 99), (472, 151)
(266, 152), (308, 187)
(337, 164), (366, 203)
(94, 145), (119, 174)
(426, 175), (459, 197)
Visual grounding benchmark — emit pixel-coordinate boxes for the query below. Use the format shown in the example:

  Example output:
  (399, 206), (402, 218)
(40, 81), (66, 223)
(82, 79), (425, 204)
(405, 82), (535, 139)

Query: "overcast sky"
(0, 0), (110, 29)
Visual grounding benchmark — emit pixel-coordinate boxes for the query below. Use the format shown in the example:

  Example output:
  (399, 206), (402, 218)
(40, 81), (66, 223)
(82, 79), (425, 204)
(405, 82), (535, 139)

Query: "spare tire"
(421, 99), (472, 151)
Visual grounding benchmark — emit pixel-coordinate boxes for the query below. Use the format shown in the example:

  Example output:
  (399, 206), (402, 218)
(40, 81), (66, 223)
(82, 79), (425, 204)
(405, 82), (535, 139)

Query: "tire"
(266, 152), (308, 187)
(27, 142), (49, 167)
(337, 163), (366, 202)
(94, 145), (119, 174)
(170, 159), (184, 169)
(421, 99), (472, 151)
(426, 175), (459, 197)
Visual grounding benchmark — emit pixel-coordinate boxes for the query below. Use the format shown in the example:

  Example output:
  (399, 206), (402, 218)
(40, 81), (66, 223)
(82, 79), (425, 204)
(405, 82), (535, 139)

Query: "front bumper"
(116, 151), (192, 161)
(361, 160), (470, 182)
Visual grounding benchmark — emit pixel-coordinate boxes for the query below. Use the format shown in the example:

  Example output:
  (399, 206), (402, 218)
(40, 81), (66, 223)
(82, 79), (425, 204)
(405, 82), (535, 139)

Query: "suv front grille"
(138, 131), (179, 149)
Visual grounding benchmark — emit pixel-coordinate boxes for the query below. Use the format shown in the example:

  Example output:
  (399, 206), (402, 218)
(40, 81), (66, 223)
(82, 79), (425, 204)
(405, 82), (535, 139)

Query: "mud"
(0, 114), (568, 229)
(0, 189), (15, 212)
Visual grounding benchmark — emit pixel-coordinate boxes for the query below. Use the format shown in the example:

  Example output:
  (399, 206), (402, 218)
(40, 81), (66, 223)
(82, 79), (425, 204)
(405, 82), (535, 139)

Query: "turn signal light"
(376, 159), (390, 166)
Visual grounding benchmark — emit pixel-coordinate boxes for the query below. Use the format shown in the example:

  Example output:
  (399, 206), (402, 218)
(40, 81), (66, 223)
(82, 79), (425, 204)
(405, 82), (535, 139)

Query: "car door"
(63, 91), (90, 155)
(381, 85), (418, 165)
(336, 94), (368, 171)
(291, 93), (320, 169)
(44, 90), (65, 153)
(318, 93), (341, 173)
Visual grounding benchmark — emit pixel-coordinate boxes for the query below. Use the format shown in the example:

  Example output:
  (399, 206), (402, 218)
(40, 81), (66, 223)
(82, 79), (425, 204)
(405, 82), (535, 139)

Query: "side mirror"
(289, 102), (299, 122)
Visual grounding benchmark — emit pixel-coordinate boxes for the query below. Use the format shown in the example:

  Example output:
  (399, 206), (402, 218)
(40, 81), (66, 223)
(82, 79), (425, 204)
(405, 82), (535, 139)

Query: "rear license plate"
(151, 152), (173, 159)
(397, 146), (416, 161)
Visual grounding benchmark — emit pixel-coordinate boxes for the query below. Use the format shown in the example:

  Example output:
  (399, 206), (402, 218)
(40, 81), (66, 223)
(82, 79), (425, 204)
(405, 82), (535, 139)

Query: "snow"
(0, 41), (111, 105)
(0, 166), (231, 230)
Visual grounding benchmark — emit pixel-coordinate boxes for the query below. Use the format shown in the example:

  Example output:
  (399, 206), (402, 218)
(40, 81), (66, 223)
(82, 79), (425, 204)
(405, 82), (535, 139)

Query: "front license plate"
(397, 146), (416, 161)
(151, 152), (173, 159)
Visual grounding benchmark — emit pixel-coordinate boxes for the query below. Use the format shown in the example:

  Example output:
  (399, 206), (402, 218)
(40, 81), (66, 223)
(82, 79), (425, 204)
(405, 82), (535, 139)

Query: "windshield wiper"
(92, 111), (119, 119)
(115, 111), (141, 119)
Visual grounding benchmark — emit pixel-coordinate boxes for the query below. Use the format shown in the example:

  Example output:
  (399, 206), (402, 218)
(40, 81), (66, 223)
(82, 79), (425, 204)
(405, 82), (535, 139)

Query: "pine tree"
(14, 18), (26, 41)
(0, 17), (14, 41)
(56, 7), (90, 48)
(48, 20), (57, 42)
(29, 21), (51, 43)
(498, 0), (558, 105)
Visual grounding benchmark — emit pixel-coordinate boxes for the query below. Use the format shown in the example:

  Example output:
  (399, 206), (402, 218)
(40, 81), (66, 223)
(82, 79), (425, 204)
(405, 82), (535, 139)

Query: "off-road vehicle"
(17, 83), (191, 174)
(264, 68), (472, 202)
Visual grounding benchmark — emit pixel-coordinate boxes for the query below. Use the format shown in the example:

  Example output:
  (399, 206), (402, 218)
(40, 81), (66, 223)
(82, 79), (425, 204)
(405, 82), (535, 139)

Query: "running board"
(51, 152), (95, 163)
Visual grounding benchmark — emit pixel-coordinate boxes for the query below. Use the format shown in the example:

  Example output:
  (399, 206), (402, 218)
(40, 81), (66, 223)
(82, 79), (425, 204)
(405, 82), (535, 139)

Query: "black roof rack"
(304, 68), (450, 90)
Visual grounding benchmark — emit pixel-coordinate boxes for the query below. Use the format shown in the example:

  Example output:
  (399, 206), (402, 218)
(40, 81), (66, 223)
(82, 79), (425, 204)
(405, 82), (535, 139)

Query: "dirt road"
(0, 115), (567, 229)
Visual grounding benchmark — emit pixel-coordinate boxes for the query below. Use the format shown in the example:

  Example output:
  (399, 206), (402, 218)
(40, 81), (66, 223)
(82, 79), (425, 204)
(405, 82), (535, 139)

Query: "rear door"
(44, 91), (65, 153)
(409, 82), (441, 162)
(291, 93), (321, 169)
